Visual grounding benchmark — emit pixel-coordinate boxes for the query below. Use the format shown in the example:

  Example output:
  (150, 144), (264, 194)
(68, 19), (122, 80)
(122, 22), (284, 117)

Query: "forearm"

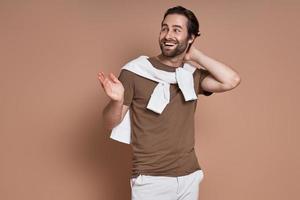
(194, 51), (240, 86)
(102, 99), (124, 130)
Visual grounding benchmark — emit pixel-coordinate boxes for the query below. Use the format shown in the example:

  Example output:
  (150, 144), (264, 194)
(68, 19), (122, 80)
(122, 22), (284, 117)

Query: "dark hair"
(161, 6), (200, 51)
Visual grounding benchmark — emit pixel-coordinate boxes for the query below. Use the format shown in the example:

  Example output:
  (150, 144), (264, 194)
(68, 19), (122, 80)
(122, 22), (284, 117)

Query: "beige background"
(0, 0), (299, 200)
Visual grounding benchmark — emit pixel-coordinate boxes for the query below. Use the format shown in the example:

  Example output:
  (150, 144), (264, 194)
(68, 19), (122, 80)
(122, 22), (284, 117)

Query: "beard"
(159, 38), (189, 57)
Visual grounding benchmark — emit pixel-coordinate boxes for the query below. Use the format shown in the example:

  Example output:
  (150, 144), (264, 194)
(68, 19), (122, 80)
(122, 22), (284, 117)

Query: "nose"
(164, 30), (173, 40)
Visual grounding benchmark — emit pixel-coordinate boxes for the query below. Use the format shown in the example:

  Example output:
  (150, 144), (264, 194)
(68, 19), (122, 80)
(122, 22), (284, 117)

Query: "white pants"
(130, 170), (204, 200)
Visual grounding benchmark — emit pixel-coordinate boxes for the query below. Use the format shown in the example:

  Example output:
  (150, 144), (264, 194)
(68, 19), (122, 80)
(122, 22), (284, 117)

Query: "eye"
(174, 29), (181, 33)
(161, 27), (168, 32)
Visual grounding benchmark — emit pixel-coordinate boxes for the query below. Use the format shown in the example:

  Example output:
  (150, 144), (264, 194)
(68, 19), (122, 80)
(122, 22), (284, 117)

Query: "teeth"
(164, 42), (176, 46)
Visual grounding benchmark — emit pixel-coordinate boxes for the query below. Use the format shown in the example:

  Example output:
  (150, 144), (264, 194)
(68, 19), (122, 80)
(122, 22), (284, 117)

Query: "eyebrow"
(161, 23), (183, 29)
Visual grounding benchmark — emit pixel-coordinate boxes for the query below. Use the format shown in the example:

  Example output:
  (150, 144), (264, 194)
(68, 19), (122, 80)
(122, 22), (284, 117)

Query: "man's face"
(159, 14), (192, 57)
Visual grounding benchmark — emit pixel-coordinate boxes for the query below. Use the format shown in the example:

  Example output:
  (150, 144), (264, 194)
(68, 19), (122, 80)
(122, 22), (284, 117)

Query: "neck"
(156, 53), (185, 68)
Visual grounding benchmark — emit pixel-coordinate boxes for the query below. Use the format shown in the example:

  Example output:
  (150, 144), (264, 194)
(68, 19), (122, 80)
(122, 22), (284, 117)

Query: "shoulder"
(198, 67), (211, 80)
(119, 55), (148, 77)
(118, 68), (135, 81)
(123, 55), (149, 67)
(193, 67), (210, 77)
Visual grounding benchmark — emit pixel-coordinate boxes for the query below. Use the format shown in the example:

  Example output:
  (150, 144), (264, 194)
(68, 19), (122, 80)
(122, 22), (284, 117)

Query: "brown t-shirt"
(118, 56), (213, 178)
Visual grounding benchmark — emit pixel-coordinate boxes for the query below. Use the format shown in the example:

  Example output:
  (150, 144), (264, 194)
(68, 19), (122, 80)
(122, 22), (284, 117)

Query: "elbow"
(223, 75), (241, 90)
(231, 75), (241, 88)
(103, 120), (118, 131)
(106, 126), (114, 132)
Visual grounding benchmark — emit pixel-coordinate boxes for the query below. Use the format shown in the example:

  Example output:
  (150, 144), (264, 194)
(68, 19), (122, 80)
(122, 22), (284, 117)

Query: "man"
(98, 6), (241, 200)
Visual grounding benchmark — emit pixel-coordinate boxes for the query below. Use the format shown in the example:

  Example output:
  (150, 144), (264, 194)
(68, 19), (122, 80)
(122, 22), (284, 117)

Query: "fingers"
(98, 72), (119, 82)
(98, 72), (105, 88)
(109, 73), (120, 83)
(98, 72), (120, 89)
(98, 72), (104, 82)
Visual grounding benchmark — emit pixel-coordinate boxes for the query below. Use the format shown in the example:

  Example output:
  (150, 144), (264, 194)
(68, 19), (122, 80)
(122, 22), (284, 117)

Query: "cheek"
(178, 31), (189, 39)
(158, 35), (165, 42)
(178, 34), (189, 43)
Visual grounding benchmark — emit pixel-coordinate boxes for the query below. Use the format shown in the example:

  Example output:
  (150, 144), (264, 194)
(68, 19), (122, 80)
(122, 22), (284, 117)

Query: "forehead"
(161, 14), (188, 29)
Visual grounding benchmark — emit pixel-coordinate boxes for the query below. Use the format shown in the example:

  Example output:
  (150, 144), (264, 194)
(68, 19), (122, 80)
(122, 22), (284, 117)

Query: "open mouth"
(163, 41), (177, 48)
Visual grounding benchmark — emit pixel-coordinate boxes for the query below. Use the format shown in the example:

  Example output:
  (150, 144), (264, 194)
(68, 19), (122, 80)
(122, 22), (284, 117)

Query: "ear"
(188, 34), (195, 44)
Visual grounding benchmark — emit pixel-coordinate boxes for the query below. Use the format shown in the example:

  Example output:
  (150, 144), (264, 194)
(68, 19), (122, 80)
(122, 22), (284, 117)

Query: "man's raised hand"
(98, 72), (124, 102)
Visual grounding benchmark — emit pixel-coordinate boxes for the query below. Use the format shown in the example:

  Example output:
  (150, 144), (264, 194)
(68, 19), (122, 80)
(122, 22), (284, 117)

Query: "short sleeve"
(198, 68), (213, 96)
(118, 69), (134, 106)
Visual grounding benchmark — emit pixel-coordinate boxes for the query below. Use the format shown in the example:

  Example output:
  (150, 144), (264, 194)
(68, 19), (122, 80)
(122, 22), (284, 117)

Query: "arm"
(98, 72), (129, 130)
(102, 100), (129, 131)
(185, 46), (241, 93)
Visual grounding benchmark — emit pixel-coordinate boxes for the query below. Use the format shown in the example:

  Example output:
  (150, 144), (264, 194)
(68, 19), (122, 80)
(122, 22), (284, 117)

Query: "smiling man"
(98, 6), (241, 200)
